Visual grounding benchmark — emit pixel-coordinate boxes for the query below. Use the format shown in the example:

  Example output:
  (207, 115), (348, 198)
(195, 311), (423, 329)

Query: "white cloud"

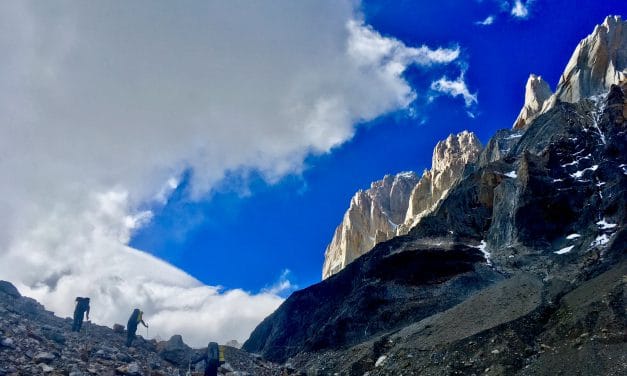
(262, 269), (298, 297)
(475, 15), (495, 26)
(0, 1), (464, 347)
(511, 0), (531, 19)
(430, 72), (478, 109)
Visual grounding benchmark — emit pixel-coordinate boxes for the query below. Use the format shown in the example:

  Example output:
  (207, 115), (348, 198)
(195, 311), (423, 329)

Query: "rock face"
(321, 172), (420, 279)
(513, 75), (553, 129)
(244, 17), (627, 376)
(555, 15), (627, 104)
(322, 131), (482, 279)
(514, 15), (627, 130)
(400, 131), (482, 233)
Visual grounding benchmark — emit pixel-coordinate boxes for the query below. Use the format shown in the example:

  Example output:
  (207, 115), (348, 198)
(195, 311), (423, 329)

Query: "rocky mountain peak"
(554, 15), (626, 104)
(514, 16), (626, 130)
(432, 130), (482, 174)
(401, 131), (482, 230)
(512, 74), (553, 129)
(322, 131), (482, 279)
(321, 171), (420, 279)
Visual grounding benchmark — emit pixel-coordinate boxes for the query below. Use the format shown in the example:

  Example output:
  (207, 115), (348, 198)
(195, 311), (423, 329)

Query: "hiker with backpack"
(126, 308), (149, 347)
(72, 297), (90, 332)
(191, 342), (223, 376)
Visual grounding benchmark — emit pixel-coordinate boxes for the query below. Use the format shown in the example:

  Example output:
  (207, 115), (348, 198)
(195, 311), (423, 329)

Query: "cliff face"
(321, 172), (420, 279)
(400, 131), (482, 233)
(512, 75), (553, 129)
(245, 16), (627, 376)
(514, 15), (627, 130)
(322, 131), (482, 279)
(555, 15), (627, 104)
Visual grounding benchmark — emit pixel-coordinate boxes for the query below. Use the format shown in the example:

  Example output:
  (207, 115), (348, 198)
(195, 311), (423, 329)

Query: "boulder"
(0, 281), (20, 298)
(158, 335), (192, 367)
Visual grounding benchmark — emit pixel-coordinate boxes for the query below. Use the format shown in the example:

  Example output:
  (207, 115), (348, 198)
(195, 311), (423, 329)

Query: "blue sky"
(131, 0), (626, 293)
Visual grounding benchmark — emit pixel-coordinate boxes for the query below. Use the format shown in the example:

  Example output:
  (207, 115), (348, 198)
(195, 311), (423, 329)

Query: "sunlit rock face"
(321, 172), (419, 279)
(322, 131), (482, 279)
(555, 15), (627, 104)
(399, 131), (482, 234)
(513, 74), (553, 129)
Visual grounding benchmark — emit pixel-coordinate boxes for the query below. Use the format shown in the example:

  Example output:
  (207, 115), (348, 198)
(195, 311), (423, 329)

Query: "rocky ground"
(0, 281), (296, 376)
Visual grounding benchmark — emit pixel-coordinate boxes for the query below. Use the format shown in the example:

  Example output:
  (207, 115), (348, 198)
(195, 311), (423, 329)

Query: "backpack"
(207, 342), (220, 364)
(76, 297), (90, 312)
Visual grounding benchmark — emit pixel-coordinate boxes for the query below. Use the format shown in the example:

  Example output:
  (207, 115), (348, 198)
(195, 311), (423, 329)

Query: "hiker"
(191, 342), (223, 376)
(72, 297), (90, 332)
(126, 308), (148, 347)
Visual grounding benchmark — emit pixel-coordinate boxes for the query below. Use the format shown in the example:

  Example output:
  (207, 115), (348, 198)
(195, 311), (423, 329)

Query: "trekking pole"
(187, 353), (192, 376)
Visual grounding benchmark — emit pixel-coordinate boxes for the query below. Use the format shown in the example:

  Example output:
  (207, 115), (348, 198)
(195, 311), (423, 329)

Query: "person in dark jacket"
(191, 342), (221, 376)
(72, 297), (90, 332)
(126, 308), (148, 347)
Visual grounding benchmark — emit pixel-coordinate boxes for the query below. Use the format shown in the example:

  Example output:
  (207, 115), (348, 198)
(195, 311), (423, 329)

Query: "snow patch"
(396, 171), (416, 179)
(555, 246), (574, 255)
(591, 234), (610, 247)
(570, 165), (598, 179)
(473, 240), (491, 266)
(375, 355), (387, 367)
(597, 219), (617, 230)
(566, 234), (581, 240)
(504, 171), (518, 178)
(589, 94), (607, 145)
(505, 133), (523, 140)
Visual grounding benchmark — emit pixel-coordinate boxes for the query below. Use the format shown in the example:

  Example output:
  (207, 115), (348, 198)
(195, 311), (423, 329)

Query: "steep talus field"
(0, 282), (297, 375)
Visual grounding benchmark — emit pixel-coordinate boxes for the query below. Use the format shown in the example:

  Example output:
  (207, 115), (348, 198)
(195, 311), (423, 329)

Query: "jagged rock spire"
(512, 74), (553, 129)
(555, 15), (627, 103)
(514, 15), (627, 129)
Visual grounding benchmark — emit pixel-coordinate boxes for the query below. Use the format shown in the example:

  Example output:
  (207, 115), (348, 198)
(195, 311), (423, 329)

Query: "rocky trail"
(0, 281), (296, 376)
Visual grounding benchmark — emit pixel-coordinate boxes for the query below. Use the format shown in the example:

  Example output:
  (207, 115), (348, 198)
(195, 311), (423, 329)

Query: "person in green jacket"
(126, 308), (148, 347)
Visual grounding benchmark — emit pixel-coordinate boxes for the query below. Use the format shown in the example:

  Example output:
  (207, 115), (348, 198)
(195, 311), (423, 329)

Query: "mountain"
(399, 131), (482, 234)
(515, 14), (627, 130)
(244, 16), (627, 375)
(322, 172), (420, 279)
(323, 131), (482, 279)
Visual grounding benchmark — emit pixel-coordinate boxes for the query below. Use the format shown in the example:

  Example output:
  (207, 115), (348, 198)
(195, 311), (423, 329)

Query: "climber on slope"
(191, 341), (223, 376)
(126, 308), (148, 347)
(72, 297), (90, 332)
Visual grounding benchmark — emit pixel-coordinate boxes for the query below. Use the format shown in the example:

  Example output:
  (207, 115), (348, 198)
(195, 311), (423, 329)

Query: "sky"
(0, 0), (624, 347)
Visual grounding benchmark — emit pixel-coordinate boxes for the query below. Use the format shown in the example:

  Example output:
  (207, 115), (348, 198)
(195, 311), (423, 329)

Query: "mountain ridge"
(322, 131), (482, 279)
(244, 15), (627, 375)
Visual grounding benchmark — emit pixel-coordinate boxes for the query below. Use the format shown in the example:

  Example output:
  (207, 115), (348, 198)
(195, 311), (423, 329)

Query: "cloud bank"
(0, 1), (465, 346)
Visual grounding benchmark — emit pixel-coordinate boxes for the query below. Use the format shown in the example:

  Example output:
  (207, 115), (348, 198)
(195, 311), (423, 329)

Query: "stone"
(38, 363), (54, 372)
(33, 352), (56, 363)
(158, 335), (191, 367)
(113, 324), (125, 333)
(0, 337), (14, 348)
